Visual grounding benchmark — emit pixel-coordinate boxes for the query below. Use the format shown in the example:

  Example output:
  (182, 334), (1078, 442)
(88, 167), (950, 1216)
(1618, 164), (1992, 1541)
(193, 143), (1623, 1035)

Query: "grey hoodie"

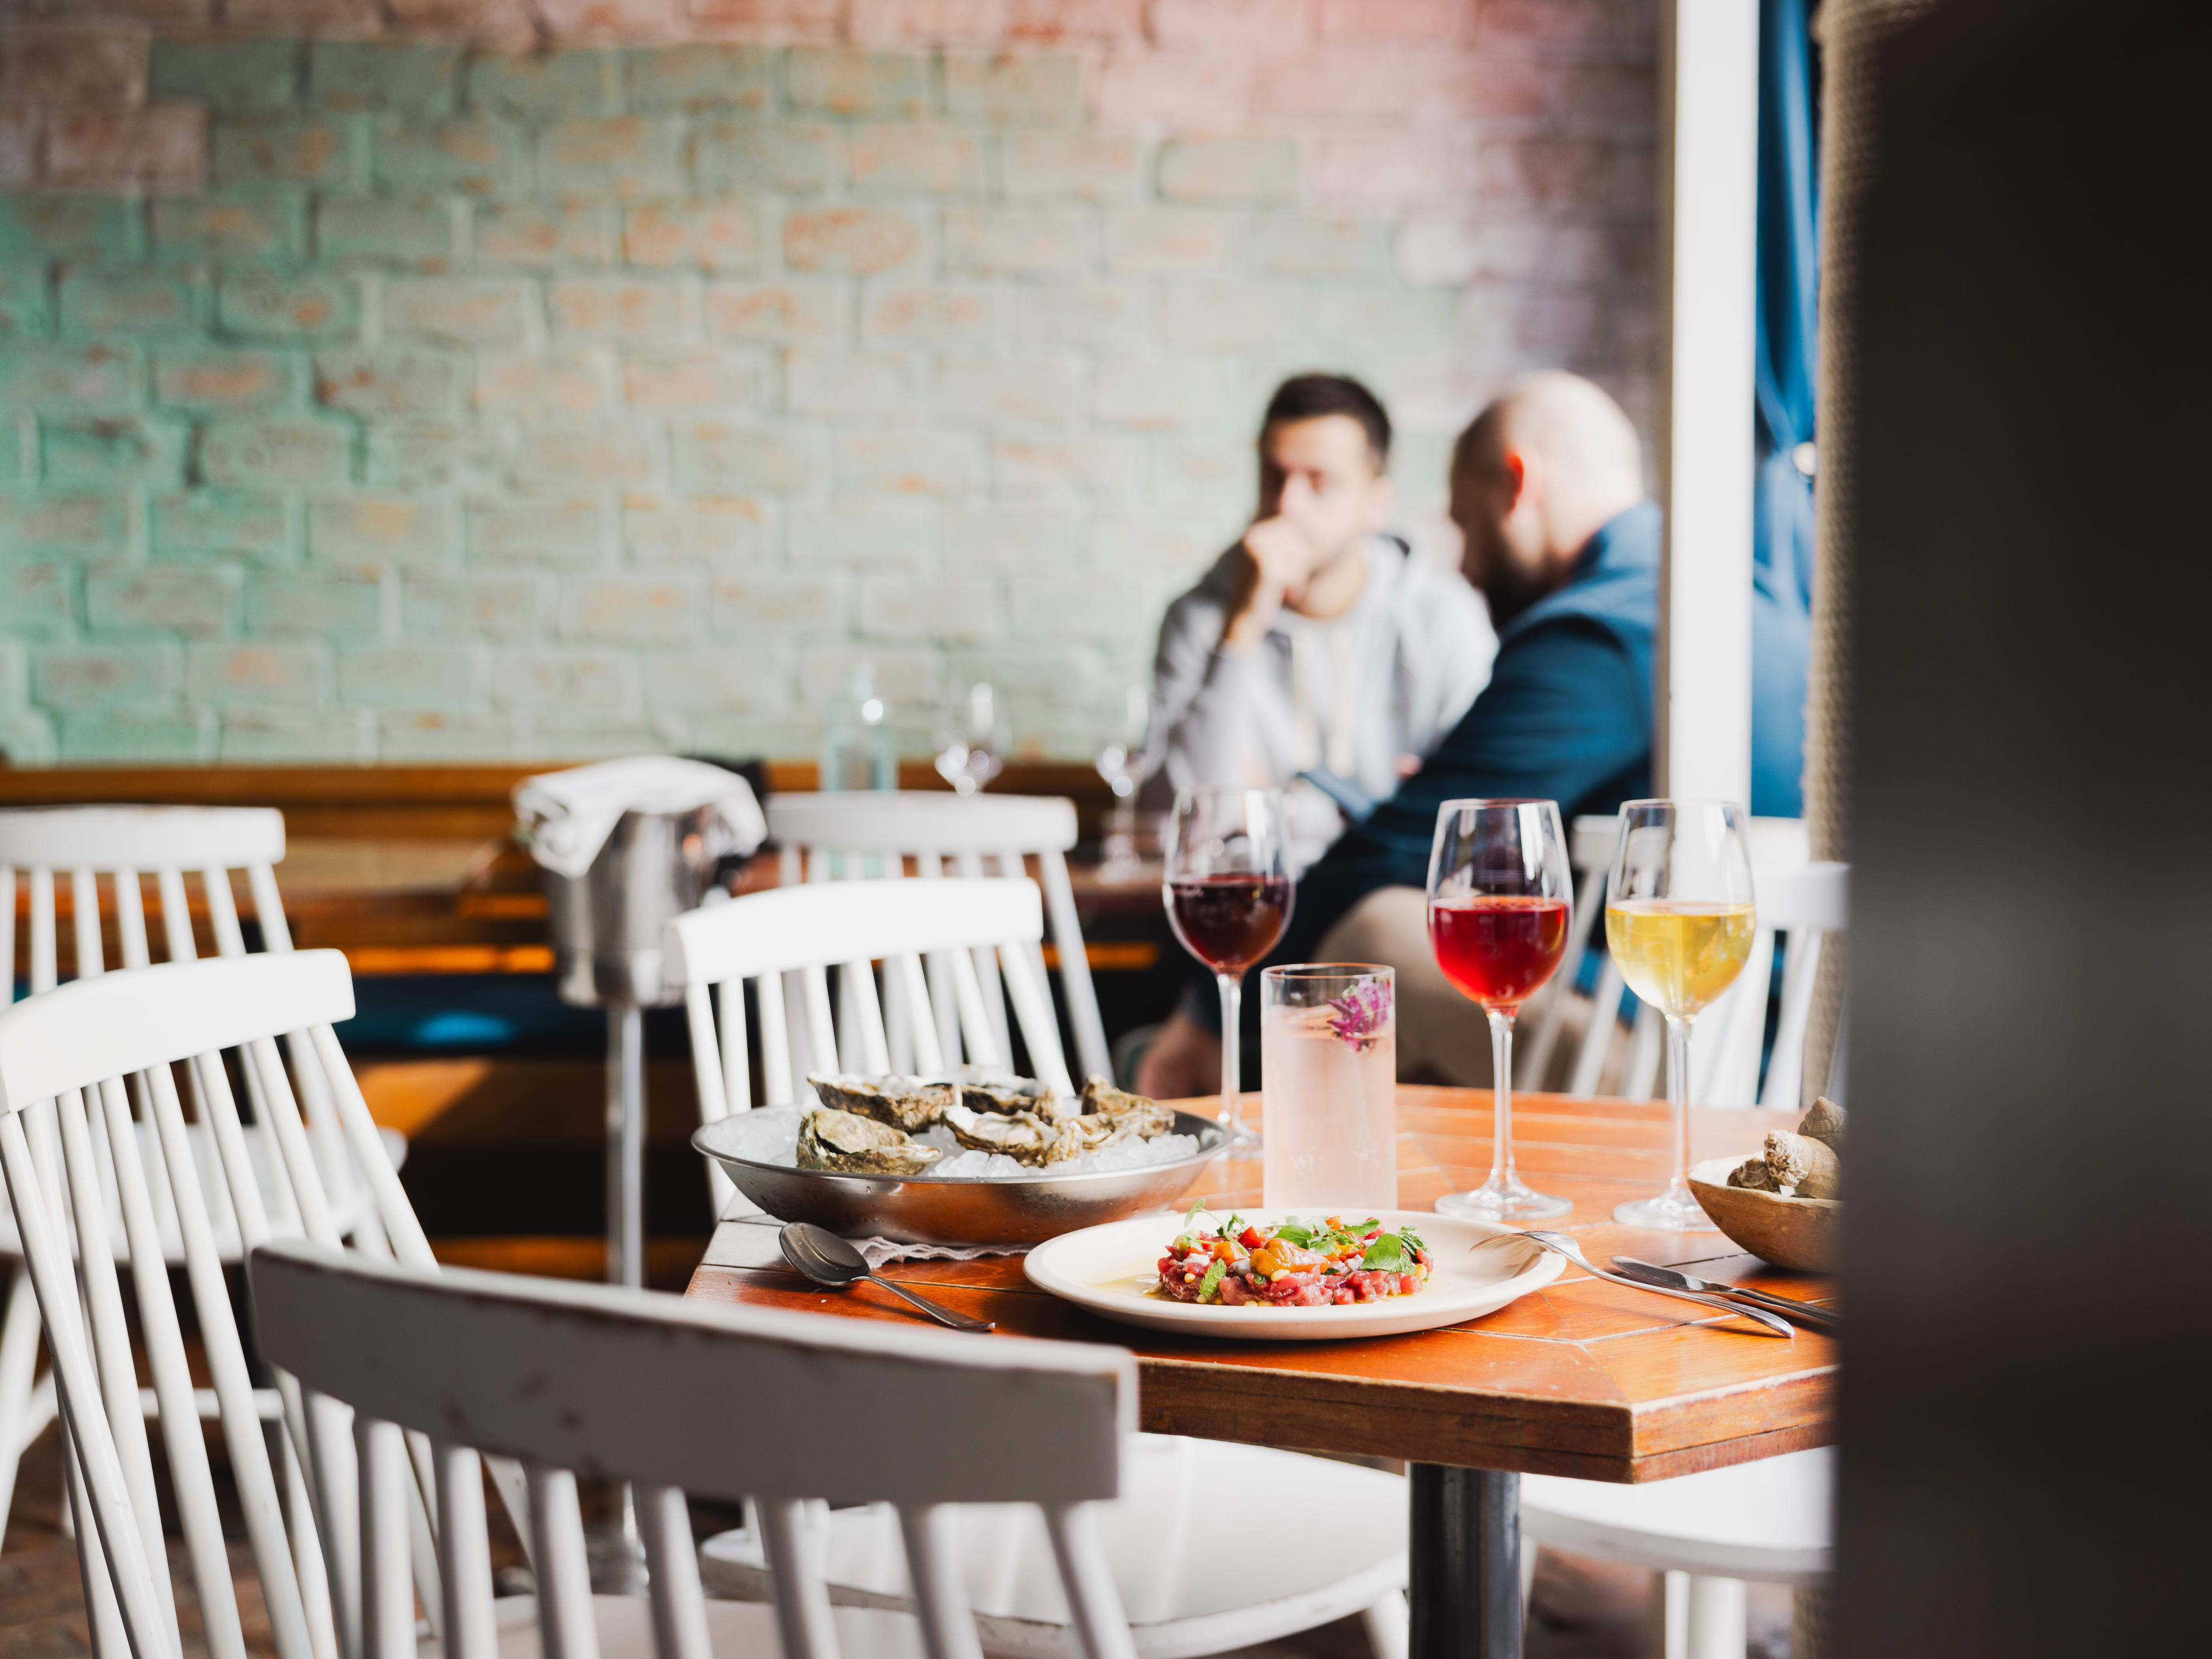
(1141, 536), (1495, 866)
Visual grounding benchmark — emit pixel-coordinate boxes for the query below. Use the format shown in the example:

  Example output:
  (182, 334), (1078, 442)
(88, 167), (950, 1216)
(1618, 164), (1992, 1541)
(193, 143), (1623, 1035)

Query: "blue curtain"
(1750, 0), (1820, 817)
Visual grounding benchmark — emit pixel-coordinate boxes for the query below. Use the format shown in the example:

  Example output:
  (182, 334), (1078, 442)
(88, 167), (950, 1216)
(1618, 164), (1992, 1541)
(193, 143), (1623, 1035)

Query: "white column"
(1653, 0), (1761, 806)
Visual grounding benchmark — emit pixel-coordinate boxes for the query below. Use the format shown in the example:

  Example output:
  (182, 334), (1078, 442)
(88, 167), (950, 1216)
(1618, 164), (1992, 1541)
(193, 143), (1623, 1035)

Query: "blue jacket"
(1196, 502), (1808, 1025)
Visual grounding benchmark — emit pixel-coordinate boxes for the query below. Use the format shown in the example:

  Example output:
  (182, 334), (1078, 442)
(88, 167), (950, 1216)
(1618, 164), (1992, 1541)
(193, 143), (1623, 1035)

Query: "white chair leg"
(1360, 1590), (1408, 1659)
(1664, 1571), (1748, 1659)
(0, 1264), (41, 1537)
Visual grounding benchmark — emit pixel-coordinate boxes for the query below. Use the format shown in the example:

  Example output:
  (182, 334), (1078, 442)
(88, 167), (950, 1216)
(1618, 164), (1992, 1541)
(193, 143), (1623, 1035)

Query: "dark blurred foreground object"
(1835, 2), (2212, 1657)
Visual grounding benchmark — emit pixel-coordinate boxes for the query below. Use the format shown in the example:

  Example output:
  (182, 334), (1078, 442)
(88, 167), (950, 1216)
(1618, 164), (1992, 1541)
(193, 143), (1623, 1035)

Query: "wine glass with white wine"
(1605, 800), (1757, 1230)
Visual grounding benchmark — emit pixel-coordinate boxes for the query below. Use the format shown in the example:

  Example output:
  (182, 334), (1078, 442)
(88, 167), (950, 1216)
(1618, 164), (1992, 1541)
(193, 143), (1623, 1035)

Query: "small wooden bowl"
(1688, 1157), (1840, 1273)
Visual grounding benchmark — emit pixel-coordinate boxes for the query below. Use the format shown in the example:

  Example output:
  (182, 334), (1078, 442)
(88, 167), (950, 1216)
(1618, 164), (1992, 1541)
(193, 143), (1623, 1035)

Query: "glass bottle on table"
(1426, 798), (1574, 1220)
(1164, 787), (1293, 1161)
(1605, 800), (1757, 1230)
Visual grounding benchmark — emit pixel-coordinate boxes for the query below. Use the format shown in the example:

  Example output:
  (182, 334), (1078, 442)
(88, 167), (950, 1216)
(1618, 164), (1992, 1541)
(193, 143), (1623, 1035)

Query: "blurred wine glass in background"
(933, 680), (1007, 796)
(1094, 685), (1151, 877)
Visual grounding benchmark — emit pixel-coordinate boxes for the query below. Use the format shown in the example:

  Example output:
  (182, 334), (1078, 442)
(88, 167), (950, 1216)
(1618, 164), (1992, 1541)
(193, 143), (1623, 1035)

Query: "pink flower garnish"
(1324, 981), (1393, 1051)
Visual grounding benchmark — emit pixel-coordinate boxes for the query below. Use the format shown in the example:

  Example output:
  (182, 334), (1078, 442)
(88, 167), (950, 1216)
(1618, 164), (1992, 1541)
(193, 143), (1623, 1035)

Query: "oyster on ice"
(942, 1066), (1062, 1117)
(796, 1107), (943, 1176)
(1080, 1075), (1175, 1140)
(942, 1105), (1086, 1166)
(808, 1073), (956, 1132)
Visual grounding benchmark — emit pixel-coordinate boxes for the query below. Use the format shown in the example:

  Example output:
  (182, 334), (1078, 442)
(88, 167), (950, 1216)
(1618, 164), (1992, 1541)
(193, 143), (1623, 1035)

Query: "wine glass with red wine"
(1164, 787), (1292, 1160)
(1426, 798), (1573, 1219)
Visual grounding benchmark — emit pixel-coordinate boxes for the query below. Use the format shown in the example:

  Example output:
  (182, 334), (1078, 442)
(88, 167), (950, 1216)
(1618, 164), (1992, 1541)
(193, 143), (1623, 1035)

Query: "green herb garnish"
(1359, 1234), (1415, 1272)
(1196, 1259), (1227, 1302)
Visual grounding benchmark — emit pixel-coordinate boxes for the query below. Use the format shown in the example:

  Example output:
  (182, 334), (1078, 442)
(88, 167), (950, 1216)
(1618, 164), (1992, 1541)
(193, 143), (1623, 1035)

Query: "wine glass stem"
(1486, 1007), (1517, 1189)
(1217, 972), (1243, 1137)
(1664, 1013), (1692, 1194)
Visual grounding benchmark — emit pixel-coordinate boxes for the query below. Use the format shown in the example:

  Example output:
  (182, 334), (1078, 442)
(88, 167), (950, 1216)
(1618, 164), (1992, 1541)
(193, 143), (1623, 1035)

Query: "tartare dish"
(1156, 1207), (1431, 1307)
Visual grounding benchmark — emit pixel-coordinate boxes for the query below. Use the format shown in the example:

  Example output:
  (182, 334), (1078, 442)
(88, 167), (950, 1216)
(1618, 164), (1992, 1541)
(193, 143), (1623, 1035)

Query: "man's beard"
(1472, 547), (1550, 630)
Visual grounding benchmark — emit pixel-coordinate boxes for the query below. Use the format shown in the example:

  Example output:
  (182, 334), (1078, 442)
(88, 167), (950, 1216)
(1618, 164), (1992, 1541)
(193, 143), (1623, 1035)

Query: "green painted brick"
(308, 494), (450, 569)
(246, 571), (389, 639)
(624, 46), (773, 113)
(41, 416), (190, 487)
(474, 203), (618, 267)
(787, 48), (930, 119)
(313, 350), (464, 418)
(86, 565), (238, 636)
(0, 489), (128, 553)
(154, 347), (297, 412)
(150, 196), (300, 263)
(218, 270), (358, 339)
(213, 116), (357, 191)
(366, 420), (507, 493)
(151, 488), (292, 562)
(0, 267), (47, 337)
(338, 642), (486, 711)
(220, 707), (373, 763)
(374, 118), (530, 197)
(308, 41), (462, 114)
(468, 51), (616, 119)
(187, 640), (331, 706)
(0, 198), (131, 263)
(150, 39), (301, 112)
(943, 54), (1083, 127)
(536, 119), (684, 199)
(0, 419), (21, 486)
(33, 643), (183, 713)
(60, 709), (215, 763)
(692, 123), (839, 195)
(198, 416), (354, 488)
(59, 270), (200, 338)
(0, 343), (137, 413)
(4, 562), (75, 638)
(315, 197), (455, 264)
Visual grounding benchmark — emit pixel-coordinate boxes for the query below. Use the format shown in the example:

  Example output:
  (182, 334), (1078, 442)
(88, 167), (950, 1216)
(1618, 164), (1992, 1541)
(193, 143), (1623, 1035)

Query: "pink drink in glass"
(1260, 965), (1397, 1211)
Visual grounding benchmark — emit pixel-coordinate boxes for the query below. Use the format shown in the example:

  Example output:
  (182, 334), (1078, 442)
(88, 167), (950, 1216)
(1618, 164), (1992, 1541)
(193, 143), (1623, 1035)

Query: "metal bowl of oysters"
(691, 1070), (1226, 1247)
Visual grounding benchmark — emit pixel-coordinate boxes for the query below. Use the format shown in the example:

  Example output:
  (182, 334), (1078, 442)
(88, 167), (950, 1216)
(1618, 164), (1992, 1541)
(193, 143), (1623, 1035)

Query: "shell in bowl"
(1688, 1156), (1840, 1273)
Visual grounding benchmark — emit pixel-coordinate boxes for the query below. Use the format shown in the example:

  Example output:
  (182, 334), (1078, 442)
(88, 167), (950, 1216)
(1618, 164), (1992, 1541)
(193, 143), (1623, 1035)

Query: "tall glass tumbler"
(1260, 965), (1397, 1210)
(1426, 799), (1574, 1221)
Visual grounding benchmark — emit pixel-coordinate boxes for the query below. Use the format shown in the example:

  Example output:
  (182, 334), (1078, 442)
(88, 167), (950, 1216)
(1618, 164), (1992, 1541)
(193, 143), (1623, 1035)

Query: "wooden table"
(684, 1087), (1837, 1658)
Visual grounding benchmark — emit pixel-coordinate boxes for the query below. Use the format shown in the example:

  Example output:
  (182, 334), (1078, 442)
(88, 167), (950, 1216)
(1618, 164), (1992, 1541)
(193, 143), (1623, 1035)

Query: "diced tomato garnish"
(1238, 1225), (1266, 1249)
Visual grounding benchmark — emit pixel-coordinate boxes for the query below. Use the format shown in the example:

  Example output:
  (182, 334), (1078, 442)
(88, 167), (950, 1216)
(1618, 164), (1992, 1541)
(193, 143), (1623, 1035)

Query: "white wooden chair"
(248, 1235), (1139, 1659)
(1522, 1449), (1833, 1659)
(1515, 818), (1842, 1109)
(1517, 857), (1848, 1659)
(766, 793), (1111, 1083)
(0, 948), (526, 1659)
(0, 805), (406, 1547)
(662, 877), (1412, 1659)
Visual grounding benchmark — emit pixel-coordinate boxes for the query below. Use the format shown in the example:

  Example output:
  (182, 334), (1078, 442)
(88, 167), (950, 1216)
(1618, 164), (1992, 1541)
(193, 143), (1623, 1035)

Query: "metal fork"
(1476, 1229), (1794, 1338)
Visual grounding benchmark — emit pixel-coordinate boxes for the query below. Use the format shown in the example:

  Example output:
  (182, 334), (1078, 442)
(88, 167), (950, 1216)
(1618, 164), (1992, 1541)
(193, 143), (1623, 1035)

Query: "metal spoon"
(779, 1224), (995, 1332)
(1609, 1256), (1840, 1335)
(1476, 1229), (1793, 1338)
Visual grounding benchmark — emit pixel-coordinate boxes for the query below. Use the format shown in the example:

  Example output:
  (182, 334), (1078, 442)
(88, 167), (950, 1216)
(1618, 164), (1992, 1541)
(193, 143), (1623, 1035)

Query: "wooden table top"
(684, 1088), (1838, 1484)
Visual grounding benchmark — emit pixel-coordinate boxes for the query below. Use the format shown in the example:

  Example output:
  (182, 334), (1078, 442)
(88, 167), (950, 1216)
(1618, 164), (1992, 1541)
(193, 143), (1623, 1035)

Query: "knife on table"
(1609, 1257), (1842, 1335)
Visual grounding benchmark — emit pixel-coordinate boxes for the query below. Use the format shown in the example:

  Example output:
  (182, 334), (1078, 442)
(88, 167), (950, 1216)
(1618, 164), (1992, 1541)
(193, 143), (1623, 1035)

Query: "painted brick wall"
(0, 1), (1656, 767)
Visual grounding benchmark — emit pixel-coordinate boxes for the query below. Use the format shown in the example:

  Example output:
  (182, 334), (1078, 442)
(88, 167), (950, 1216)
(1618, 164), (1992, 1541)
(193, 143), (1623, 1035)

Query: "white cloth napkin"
(706, 1215), (1029, 1271)
(512, 755), (766, 880)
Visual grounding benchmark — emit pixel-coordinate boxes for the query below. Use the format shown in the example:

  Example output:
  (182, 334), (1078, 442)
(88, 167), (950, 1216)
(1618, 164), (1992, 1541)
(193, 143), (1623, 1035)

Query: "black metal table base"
(1410, 1463), (1521, 1659)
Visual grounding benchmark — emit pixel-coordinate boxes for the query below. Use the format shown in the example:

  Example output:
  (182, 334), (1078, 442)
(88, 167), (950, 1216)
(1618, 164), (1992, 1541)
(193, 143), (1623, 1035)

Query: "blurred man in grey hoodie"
(1141, 374), (1495, 869)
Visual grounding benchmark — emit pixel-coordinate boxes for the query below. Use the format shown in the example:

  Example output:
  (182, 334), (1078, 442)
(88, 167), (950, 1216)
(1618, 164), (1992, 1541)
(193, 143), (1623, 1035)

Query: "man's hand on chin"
(1135, 1011), (1223, 1102)
(1221, 516), (1313, 652)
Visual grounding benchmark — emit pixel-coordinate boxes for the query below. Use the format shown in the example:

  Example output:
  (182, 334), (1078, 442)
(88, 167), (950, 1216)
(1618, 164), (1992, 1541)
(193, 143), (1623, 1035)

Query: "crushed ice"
(754, 1116), (1200, 1180)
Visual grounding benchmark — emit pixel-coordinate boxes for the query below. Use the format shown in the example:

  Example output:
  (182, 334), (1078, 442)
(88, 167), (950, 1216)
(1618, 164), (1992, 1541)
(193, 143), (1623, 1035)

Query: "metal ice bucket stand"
(545, 805), (722, 1289)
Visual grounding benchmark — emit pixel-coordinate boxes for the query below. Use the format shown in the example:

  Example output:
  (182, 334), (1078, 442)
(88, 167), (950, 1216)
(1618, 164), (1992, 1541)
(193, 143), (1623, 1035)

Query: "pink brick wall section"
(0, 1), (1656, 765)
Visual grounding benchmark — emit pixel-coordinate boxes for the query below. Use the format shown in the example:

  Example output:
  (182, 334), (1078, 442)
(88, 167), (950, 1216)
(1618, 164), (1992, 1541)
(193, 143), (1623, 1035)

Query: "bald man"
(1139, 372), (1808, 1094)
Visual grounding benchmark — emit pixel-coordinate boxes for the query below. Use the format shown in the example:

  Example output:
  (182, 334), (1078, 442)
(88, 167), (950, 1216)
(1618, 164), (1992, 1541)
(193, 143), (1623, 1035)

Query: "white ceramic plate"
(1022, 1207), (1565, 1340)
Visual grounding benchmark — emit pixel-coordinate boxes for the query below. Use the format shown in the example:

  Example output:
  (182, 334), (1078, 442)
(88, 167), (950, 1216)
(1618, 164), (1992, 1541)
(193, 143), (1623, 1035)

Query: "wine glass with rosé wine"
(1426, 798), (1574, 1221)
(1165, 787), (1293, 1160)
